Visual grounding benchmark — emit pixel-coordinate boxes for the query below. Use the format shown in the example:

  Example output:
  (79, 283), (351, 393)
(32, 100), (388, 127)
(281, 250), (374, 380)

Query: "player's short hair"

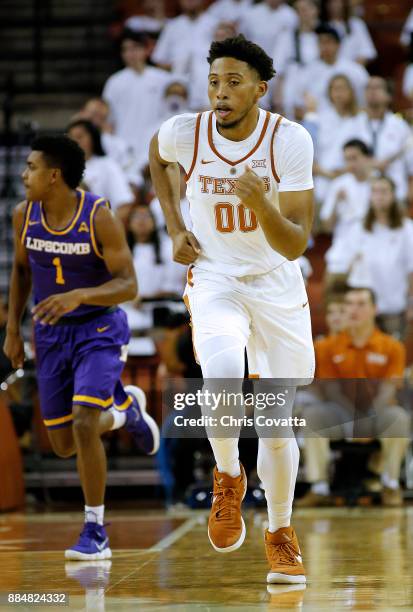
(207, 34), (276, 81)
(31, 135), (85, 190)
(343, 139), (372, 156)
(67, 119), (105, 157)
(315, 24), (341, 43)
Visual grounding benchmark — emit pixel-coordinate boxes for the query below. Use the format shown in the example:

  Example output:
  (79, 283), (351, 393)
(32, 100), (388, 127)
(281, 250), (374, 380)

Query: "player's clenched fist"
(171, 230), (201, 265)
(234, 166), (267, 213)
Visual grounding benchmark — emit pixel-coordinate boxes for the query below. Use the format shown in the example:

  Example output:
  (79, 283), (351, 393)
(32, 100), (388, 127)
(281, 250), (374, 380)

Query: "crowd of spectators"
(72, 0), (413, 340)
(2, 0), (413, 506)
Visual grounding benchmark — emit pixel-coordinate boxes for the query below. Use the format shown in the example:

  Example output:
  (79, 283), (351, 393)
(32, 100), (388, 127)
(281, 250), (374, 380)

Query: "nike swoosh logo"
(295, 554), (302, 563)
(201, 159), (214, 164)
(96, 538), (108, 551)
(28, 221), (39, 226)
(302, 301), (308, 308)
(97, 326), (110, 333)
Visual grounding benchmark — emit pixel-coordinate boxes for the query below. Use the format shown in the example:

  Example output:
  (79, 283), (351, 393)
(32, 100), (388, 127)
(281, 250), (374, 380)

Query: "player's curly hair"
(31, 135), (85, 189)
(207, 34), (276, 82)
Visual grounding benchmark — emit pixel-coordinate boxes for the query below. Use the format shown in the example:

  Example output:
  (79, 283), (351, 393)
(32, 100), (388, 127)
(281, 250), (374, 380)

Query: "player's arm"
(149, 131), (200, 265)
(3, 202), (32, 368)
(235, 124), (314, 260)
(32, 207), (137, 325)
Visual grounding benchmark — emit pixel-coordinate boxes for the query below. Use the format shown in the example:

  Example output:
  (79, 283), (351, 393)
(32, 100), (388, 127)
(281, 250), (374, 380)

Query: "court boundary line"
(105, 517), (199, 594)
(148, 516), (200, 552)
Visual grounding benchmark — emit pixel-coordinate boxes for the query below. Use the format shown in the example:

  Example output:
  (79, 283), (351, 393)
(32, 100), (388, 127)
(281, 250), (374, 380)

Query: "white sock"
(109, 407), (126, 431)
(85, 504), (105, 525)
(381, 473), (399, 490)
(257, 438), (299, 533)
(311, 481), (330, 496)
(209, 438), (241, 477)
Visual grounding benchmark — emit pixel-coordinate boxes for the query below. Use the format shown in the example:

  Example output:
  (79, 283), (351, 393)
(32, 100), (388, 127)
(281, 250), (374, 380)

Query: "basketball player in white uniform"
(150, 35), (315, 584)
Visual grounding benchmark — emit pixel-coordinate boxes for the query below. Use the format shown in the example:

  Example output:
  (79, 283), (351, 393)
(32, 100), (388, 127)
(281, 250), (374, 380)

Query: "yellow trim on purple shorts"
(44, 413), (73, 427)
(114, 395), (133, 411)
(73, 394), (113, 408)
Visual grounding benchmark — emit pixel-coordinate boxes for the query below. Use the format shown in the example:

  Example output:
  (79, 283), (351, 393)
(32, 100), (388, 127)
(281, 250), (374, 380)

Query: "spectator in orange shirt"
(299, 287), (410, 507)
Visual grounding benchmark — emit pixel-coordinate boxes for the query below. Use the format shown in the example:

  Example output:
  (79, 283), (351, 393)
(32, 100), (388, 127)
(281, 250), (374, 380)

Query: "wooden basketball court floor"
(0, 507), (412, 611)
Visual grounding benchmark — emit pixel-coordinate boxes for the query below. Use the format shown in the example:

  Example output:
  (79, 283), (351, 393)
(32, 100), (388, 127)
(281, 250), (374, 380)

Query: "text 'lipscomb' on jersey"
(25, 236), (91, 255)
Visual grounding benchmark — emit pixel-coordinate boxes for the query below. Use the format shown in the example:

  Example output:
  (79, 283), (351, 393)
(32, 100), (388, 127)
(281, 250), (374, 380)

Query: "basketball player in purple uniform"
(3, 136), (160, 560)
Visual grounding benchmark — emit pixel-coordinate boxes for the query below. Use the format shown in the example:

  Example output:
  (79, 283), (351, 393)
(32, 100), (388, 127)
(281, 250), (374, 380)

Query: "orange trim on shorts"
(90, 198), (109, 259)
(20, 201), (33, 245)
(270, 115), (283, 183)
(185, 113), (202, 182)
(183, 293), (199, 365)
(44, 413), (73, 427)
(248, 374), (260, 379)
(207, 111), (270, 167)
(187, 264), (194, 287)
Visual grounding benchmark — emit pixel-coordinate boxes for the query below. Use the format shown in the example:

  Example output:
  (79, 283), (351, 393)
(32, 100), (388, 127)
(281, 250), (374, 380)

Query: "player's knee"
(72, 407), (99, 442)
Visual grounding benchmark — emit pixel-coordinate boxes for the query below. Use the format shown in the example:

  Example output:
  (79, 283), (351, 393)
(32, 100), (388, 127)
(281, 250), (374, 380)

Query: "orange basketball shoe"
(265, 526), (306, 584)
(208, 463), (247, 553)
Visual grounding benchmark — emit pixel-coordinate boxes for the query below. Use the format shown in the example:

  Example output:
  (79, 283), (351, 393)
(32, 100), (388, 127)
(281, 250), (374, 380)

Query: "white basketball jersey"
(185, 109), (286, 276)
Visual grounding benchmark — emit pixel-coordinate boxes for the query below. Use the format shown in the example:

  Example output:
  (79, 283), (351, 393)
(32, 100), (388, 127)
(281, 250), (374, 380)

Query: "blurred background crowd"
(1, 0), (413, 512)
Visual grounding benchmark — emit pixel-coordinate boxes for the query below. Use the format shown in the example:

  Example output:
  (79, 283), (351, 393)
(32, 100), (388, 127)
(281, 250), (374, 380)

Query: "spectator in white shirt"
(207, 0), (252, 26)
(150, 168), (192, 233)
(321, 139), (373, 242)
(272, 0), (319, 114)
(127, 205), (186, 300)
(273, 0), (319, 74)
(240, 0), (298, 57)
(352, 77), (412, 201)
(151, 0), (216, 74)
(161, 80), (190, 120)
(186, 20), (238, 111)
(67, 119), (135, 222)
(292, 24), (369, 117)
(320, 0), (376, 65)
(307, 74), (362, 200)
(102, 29), (171, 166)
(78, 97), (142, 188)
(347, 176), (413, 338)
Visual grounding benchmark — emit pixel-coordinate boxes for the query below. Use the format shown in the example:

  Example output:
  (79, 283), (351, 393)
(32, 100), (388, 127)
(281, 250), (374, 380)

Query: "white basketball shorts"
(183, 260), (315, 381)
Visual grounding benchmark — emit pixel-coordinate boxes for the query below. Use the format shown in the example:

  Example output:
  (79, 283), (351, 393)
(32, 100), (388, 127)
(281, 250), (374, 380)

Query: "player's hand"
(3, 330), (25, 369)
(235, 166), (267, 213)
(171, 230), (201, 265)
(32, 290), (82, 325)
(335, 188), (347, 203)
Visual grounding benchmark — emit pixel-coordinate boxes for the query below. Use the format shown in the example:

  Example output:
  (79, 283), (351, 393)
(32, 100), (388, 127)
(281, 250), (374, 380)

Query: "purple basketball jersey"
(20, 189), (113, 317)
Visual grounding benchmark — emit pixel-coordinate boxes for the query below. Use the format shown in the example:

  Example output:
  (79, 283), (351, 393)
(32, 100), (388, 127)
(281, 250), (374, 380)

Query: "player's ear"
(255, 80), (268, 102)
(50, 168), (60, 184)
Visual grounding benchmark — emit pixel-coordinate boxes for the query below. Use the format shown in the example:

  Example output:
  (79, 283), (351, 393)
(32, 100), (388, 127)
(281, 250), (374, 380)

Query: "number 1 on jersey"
(52, 257), (65, 285)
